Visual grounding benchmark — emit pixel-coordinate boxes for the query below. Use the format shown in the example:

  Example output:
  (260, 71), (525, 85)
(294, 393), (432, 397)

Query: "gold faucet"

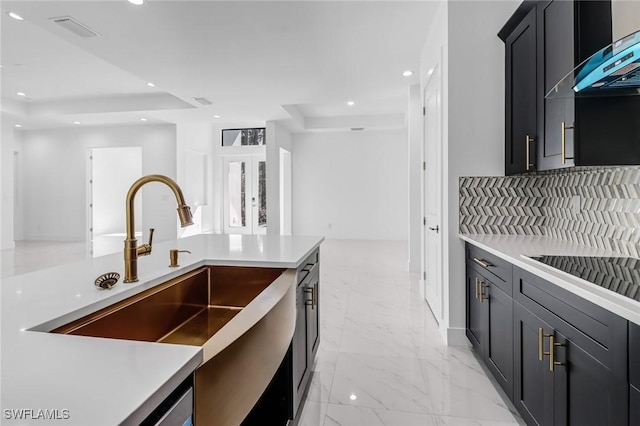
(124, 174), (194, 283)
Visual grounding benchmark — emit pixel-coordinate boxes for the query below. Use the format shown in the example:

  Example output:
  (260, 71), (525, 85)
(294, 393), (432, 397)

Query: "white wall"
(292, 129), (408, 240)
(419, 0), (518, 344)
(266, 121), (293, 236)
(176, 123), (216, 236)
(1, 117), (16, 249)
(20, 124), (177, 242)
(91, 147), (142, 235)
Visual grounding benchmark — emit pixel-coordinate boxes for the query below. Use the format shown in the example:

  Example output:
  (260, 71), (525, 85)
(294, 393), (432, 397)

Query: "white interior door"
(223, 155), (267, 235)
(423, 62), (443, 323)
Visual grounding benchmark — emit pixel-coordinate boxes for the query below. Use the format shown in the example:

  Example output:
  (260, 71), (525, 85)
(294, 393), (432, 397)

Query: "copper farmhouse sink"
(52, 266), (285, 346)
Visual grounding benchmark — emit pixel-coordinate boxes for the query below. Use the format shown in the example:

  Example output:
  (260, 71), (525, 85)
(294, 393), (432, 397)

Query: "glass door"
(223, 155), (266, 235)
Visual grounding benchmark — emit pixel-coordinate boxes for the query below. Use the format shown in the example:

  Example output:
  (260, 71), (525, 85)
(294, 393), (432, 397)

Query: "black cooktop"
(529, 255), (640, 301)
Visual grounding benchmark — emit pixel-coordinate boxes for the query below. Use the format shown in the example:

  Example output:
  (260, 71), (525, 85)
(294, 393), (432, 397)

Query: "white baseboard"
(443, 327), (471, 347)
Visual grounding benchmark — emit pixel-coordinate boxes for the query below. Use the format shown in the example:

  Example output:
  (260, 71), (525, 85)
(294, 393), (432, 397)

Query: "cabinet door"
(486, 284), (513, 401)
(466, 267), (485, 353)
(631, 385), (640, 426)
(292, 284), (308, 411)
(505, 5), (537, 175)
(514, 302), (554, 426)
(305, 272), (320, 362)
(552, 330), (628, 426)
(537, 0), (575, 171)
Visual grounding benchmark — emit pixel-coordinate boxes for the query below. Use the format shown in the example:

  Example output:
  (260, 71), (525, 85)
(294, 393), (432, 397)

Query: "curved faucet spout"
(124, 174), (194, 283)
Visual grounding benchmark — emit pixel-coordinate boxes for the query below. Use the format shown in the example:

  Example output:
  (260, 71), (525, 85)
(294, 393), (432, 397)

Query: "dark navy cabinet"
(499, 1), (640, 174)
(466, 246), (514, 400)
(465, 242), (631, 425)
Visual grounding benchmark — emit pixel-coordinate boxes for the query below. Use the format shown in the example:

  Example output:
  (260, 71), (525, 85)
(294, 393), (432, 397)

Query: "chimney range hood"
(547, 29), (640, 99)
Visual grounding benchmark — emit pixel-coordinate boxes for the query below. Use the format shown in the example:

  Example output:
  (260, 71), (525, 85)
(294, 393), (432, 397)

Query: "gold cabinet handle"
(472, 257), (493, 269)
(304, 287), (313, 307)
(538, 327), (551, 361)
(475, 278), (480, 299)
(480, 283), (489, 303)
(313, 284), (317, 309)
(549, 335), (565, 372)
(304, 286), (317, 309)
(561, 122), (575, 165)
(526, 135), (535, 171)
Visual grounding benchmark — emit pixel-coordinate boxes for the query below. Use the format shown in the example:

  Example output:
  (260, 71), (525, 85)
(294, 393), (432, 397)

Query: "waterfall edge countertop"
(460, 233), (640, 326)
(0, 234), (324, 426)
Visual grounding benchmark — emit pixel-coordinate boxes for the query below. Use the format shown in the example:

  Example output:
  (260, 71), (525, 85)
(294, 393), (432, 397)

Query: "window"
(222, 128), (266, 147)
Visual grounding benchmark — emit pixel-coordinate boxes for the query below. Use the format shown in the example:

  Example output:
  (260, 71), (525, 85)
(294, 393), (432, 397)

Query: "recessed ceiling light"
(14, 124), (22, 128)
(213, 115), (221, 119)
(73, 121), (81, 125)
(427, 68), (434, 76)
(146, 82), (155, 87)
(16, 92), (26, 97)
(128, 0), (145, 5)
(347, 101), (355, 106)
(402, 70), (413, 77)
(140, 118), (147, 122)
(8, 12), (24, 21)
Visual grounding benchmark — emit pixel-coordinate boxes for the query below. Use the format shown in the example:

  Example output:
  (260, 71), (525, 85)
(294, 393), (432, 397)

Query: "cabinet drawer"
(466, 244), (512, 294)
(297, 249), (319, 286)
(514, 267), (627, 377)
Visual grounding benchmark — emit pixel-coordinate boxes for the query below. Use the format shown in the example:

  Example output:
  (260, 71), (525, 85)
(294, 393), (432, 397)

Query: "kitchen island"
(1, 233), (323, 426)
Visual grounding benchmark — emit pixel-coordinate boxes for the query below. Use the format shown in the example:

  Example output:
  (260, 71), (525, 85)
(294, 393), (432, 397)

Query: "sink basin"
(52, 266), (285, 346)
(53, 264), (296, 426)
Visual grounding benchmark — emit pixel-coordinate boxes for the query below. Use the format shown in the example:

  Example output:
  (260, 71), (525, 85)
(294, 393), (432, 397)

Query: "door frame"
(422, 57), (444, 324)
(222, 154), (267, 235)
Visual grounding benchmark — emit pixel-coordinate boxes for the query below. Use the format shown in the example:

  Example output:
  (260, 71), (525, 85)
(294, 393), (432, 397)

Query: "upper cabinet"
(500, 0), (640, 176)
(503, 4), (537, 175)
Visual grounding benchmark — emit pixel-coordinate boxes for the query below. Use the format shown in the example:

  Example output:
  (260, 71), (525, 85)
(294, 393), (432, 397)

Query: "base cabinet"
(466, 266), (514, 400)
(290, 249), (320, 420)
(466, 243), (630, 426)
(514, 301), (628, 426)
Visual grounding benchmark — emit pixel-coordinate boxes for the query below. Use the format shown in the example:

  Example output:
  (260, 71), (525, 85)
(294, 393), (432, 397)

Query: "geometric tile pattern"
(460, 166), (640, 258)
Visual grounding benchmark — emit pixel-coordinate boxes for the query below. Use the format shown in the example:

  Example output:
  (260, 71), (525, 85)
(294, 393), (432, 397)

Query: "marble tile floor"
(297, 239), (525, 426)
(1, 237), (525, 425)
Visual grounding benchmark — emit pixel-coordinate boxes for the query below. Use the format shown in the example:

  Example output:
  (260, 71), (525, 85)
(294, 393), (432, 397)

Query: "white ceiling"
(0, 1), (438, 131)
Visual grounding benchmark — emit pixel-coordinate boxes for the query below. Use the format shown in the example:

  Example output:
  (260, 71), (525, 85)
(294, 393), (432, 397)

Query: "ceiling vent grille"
(193, 97), (212, 106)
(350, 127), (364, 131)
(50, 16), (100, 38)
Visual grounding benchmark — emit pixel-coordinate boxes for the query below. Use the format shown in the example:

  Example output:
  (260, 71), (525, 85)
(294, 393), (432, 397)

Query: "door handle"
(561, 122), (575, 165)
(526, 135), (535, 171)
(428, 225), (439, 233)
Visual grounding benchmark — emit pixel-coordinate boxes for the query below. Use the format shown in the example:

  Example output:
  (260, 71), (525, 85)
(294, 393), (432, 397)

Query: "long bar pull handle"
(472, 257), (493, 269)
(480, 283), (490, 303)
(549, 335), (565, 372)
(526, 135), (535, 171)
(561, 122), (575, 165)
(313, 283), (317, 308)
(538, 328), (551, 361)
(475, 278), (480, 299)
(304, 287), (313, 307)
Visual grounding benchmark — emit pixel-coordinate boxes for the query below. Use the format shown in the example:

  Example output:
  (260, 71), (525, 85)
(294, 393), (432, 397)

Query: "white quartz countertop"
(459, 233), (640, 326)
(1, 233), (324, 425)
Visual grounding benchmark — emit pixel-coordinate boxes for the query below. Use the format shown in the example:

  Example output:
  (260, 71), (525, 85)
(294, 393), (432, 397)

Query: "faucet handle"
(137, 228), (154, 256)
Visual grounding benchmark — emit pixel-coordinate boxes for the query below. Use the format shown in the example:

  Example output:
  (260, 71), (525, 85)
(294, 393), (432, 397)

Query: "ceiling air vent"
(350, 127), (364, 131)
(193, 97), (212, 106)
(50, 16), (100, 38)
